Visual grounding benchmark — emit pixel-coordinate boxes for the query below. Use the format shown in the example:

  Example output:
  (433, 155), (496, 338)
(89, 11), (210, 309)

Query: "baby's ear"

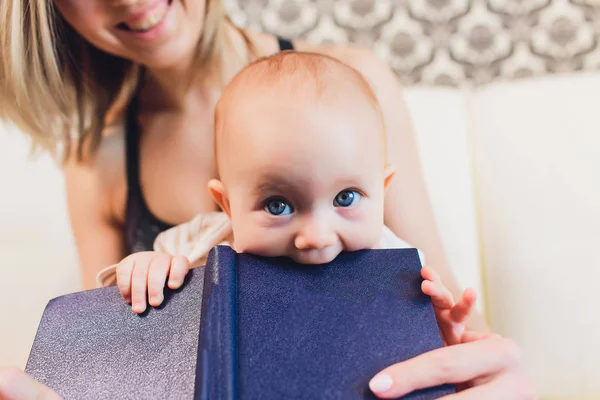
(208, 179), (231, 217)
(383, 164), (396, 190)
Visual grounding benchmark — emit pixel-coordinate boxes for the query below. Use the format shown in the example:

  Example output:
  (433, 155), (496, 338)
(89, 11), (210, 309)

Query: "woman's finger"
(0, 367), (62, 400)
(438, 373), (537, 400)
(369, 337), (521, 399)
(168, 256), (191, 289)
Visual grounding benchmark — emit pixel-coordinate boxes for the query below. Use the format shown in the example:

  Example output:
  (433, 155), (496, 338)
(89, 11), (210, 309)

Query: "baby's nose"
(294, 218), (337, 250)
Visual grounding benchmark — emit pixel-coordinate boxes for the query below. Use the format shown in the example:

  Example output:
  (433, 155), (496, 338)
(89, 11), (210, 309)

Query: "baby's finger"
(461, 330), (501, 343)
(420, 266), (441, 283)
(168, 256), (191, 289)
(450, 288), (477, 324)
(421, 279), (454, 309)
(116, 257), (135, 303)
(131, 260), (151, 314)
(147, 254), (172, 307)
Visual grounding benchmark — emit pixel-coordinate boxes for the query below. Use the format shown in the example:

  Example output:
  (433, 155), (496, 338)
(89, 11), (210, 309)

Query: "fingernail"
(133, 304), (146, 313)
(151, 295), (163, 305)
(369, 374), (393, 393)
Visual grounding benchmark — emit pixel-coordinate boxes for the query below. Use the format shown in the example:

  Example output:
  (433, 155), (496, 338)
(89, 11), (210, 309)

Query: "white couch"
(1, 72), (598, 399)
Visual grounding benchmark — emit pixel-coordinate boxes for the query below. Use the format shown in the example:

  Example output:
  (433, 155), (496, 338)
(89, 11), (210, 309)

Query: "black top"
(124, 37), (295, 255)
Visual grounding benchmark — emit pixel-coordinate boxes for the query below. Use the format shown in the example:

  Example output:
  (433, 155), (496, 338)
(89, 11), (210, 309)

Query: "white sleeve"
(379, 226), (426, 266)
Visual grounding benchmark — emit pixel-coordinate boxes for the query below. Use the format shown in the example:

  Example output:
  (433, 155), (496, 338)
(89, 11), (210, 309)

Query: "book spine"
(194, 246), (238, 400)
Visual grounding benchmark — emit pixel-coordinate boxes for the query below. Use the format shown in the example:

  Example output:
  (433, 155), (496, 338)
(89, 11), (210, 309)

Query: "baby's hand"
(420, 266), (477, 346)
(116, 252), (191, 314)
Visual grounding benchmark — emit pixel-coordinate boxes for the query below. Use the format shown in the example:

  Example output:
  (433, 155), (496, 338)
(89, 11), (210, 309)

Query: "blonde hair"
(0, 0), (245, 162)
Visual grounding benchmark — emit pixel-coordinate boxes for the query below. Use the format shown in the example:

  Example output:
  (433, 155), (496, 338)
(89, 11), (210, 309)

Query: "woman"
(0, 0), (535, 398)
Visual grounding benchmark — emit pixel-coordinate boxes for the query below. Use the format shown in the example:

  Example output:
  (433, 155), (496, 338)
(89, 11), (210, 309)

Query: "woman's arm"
(64, 135), (127, 290)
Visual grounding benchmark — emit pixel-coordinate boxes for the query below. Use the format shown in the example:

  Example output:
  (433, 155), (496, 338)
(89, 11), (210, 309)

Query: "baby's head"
(209, 51), (394, 264)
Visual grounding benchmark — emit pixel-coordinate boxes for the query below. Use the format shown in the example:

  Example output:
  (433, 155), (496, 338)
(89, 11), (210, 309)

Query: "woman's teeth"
(123, 3), (168, 32)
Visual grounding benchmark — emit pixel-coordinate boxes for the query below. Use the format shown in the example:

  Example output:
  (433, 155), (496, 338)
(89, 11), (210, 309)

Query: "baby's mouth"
(117, 0), (172, 33)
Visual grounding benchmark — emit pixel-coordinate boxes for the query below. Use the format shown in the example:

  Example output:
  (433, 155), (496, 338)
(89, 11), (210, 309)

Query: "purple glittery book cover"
(25, 268), (205, 399)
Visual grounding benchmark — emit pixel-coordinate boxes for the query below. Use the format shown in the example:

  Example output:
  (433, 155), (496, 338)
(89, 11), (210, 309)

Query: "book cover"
(25, 268), (205, 399)
(195, 246), (455, 400)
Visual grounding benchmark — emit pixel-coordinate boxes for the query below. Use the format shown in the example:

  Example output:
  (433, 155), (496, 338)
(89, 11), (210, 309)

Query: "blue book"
(195, 246), (455, 400)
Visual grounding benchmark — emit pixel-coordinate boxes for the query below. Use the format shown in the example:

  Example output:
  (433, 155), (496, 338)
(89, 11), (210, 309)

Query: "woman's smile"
(114, 0), (175, 43)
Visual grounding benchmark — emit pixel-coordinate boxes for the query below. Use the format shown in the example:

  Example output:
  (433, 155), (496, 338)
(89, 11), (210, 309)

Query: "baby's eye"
(264, 198), (293, 216)
(334, 190), (361, 207)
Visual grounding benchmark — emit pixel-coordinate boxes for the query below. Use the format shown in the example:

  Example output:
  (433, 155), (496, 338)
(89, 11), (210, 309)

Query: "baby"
(104, 51), (476, 346)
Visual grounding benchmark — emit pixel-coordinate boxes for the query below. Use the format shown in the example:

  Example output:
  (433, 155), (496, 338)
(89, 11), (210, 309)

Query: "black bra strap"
(124, 75), (144, 193)
(277, 37), (294, 51)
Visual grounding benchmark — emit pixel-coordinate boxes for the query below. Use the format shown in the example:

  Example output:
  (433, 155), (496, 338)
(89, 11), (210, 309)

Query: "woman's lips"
(117, 0), (170, 33)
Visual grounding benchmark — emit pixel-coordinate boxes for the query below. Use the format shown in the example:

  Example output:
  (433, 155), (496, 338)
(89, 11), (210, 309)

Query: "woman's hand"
(0, 368), (61, 400)
(368, 333), (538, 399)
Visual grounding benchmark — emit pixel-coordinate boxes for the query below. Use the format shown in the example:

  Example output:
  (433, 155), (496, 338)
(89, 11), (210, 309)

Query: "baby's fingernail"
(151, 295), (163, 305)
(133, 304), (146, 313)
(369, 374), (393, 393)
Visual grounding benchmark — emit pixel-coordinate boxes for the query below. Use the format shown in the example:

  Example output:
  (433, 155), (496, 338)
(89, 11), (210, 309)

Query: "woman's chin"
(131, 44), (191, 70)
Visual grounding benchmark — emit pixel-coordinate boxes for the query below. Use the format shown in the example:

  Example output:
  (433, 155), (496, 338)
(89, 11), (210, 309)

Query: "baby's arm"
(116, 252), (191, 314)
(420, 266), (477, 346)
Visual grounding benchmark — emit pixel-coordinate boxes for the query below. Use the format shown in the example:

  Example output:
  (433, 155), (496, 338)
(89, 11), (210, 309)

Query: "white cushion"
(0, 123), (81, 368)
(471, 72), (600, 399)
(403, 88), (484, 309)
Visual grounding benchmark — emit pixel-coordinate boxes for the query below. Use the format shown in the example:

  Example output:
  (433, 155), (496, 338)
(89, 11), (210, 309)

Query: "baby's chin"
(237, 245), (342, 265)
(288, 247), (342, 265)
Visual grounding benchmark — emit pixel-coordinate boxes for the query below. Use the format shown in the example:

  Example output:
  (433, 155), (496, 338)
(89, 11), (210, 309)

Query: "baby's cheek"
(344, 226), (382, 251)
(339, 206), (383, 250)
(235, 233), (287, 257)
(232, 218), (290, 257)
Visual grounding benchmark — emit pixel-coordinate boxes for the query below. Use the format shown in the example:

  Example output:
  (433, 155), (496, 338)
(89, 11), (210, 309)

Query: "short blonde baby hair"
(213, 51), (386, 168)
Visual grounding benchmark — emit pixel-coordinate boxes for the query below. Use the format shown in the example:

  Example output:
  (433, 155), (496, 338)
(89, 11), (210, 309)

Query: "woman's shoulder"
(243, 31), (398, 87)
(286, 40), (405, 115)
(292, 41), (401, 92)
(64, 121), (128, 224)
